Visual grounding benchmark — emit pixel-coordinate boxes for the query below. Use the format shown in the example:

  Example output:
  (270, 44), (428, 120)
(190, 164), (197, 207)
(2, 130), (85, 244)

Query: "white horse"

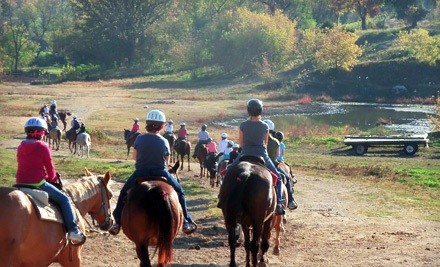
(76, 132), (91, 158)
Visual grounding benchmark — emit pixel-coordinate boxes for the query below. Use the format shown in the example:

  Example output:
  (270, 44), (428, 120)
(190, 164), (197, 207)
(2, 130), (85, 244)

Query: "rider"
(71, 115), (80, 132)
(78, 123), (86, 134)
(165, 119), (174, 134)
(228, 143), (240, 164)
(177, 122), (187, 141)
(126, 118), (140, 144)
(274, 131), (298, 210)
(15, 117), (85, 244)
(217, 132), (229, 160)
(49, 116), (59, 131)
(265, 120), (298, 211)
(49, 99), (60, 121)
(206, 137), (218, 155)
(108, 110), (197, 235)
(193, 124), (210, 158)
(231, 99), (285, 215)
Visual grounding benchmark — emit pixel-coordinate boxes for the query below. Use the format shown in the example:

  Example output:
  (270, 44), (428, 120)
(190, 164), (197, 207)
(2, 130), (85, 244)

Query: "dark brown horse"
(124, 129), (140, 160)
(196, 144), (208, 178)
(65, 128), (78, 154)
(163, 132), (176, 163)
(218, 157), (276, 267)
(39, 106), (71, 131)
(205, 153), (219, 187)
(121, 162), (184, 267)
(174, 139), (191, 171)
(0, 169), (113, 267)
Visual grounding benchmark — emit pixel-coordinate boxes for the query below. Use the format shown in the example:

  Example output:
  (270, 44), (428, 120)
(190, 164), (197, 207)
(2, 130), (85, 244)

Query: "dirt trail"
(73, 163), (439, 267)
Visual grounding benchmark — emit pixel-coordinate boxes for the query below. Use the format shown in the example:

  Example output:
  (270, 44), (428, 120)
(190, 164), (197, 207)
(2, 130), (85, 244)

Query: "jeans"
(277, 165), (294, 203)
(40, 182), (79, 233)
(112, 166), (193, 224)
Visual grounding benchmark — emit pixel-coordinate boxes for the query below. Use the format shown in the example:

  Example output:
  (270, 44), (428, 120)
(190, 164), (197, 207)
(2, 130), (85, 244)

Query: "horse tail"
(225, 169), (251, 225)
(137, 184), (174, 264)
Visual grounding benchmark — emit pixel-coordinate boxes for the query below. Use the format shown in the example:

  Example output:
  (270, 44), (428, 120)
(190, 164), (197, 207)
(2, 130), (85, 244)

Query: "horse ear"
(84, 167), (93, 176)
(102, 171), (111, 185)
(173, 161), (180, 173)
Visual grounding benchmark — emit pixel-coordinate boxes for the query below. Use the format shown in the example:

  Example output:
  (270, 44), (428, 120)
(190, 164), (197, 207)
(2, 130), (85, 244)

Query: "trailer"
(343, 133), (429, 156)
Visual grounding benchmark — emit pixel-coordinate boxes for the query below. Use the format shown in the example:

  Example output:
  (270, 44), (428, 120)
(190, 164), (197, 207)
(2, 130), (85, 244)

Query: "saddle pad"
(19, 188), (64, 224)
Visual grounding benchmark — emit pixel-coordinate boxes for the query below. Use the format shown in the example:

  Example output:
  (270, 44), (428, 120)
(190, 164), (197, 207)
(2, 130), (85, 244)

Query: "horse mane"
(64, 176), (100, 202)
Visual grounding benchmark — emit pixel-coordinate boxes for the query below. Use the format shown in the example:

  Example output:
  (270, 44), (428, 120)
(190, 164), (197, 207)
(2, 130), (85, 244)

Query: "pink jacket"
(16, 140), (57, 184)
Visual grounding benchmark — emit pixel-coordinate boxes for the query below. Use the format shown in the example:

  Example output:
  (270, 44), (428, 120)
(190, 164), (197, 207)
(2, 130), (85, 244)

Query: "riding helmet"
(24, 117), (48, 132)
(275, 131), (284, 141)
(221, 132), (228, 139)
(180, 122), (186, 126)
(201, 124), (207, 131)
(263, 119), (275, 131)
(146, 110), (166, 125)
(133, 118), (139, 122)
(247, 99), (263, 116)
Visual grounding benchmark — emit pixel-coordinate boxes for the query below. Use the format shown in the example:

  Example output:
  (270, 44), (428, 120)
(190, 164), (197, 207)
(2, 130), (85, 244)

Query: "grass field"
(1, 76), (439, 221)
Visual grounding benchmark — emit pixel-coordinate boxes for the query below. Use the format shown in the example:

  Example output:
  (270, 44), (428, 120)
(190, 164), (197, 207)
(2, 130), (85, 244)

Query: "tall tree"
(389, 0), (434, 28)
(351, 0), (384, 30)
(70, 0), (174, 66)
(329, 0), (351, 25)
(258, 0), (293, 15)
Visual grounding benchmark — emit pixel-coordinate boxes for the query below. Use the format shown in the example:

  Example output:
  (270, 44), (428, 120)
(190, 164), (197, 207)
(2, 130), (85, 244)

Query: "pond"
(220, 102), (436, 134)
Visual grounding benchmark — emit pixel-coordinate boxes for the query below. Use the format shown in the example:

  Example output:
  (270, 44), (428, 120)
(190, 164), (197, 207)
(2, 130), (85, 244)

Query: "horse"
(174, 139), (191, 171)
(124, 129), (140, 160)
(196, 144), (208, 178)
(205, 153), (219, 187)
(218, 157), (276, 267)
(216, 159), (229, 186)
(121, 161), (184, 267)
(76, 132), (91, 158)
(58, 110), (72, 131)
(47, 127), (62, 151)
(163, 132), (176, 163)
(271, 181), (288, 256)
(65, 128), (78, 154)
(0, 169), (113, 267)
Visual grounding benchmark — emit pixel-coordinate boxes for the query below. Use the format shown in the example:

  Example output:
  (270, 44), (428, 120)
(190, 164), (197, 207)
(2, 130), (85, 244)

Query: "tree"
(0, 0), (39, 72)
(329, 0), (351, 25)
(70, 0), (174, 66)
(314, 27), (363, 71)
(389, 0), (434, 28)
(258, 0), (293, 15)
(211, 8), (297, 74)
(351, 0), (384, 30)
(395, 28), (440, 66)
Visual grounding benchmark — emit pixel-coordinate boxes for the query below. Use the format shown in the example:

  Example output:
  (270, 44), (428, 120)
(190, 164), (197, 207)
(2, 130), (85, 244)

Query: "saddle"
(135, 176), (168, 185)
(239, 155), (266, 166)
(13, 185), (64, 224)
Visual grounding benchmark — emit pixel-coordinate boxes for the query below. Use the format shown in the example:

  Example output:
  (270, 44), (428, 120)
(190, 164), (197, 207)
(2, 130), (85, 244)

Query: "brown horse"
(121, 162), (184, 267)
(174, 139), (191, 171)
(66, 128), (78, 154)
(218, 157), (276, 267)
(163, 132), (176, 163)
(0, 169), (113, 267)
(205, 153), (219, 187)
(196, 144), (208, 178)
(216, 159), (229, 186)
(271, 182), (288, 255)
(58, 110), (72, 131)
(124, 129), (140, 160)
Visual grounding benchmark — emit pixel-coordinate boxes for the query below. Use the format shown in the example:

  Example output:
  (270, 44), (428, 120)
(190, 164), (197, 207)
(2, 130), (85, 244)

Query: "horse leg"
(273, 216), (281, 255)
(259, 219), (272, 264)
(242, 226), (252, 267)
(187, 154), (191, 171)
(126, 145), (130, 160)
(228, 225), (238, 267)
(135, 244), (151, 267)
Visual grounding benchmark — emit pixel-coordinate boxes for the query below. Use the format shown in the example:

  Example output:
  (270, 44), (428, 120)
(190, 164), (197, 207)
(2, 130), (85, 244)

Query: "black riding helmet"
(275, 131), (284, 142)
(201, 124), (207, 131)
(247, 99), (263, 116)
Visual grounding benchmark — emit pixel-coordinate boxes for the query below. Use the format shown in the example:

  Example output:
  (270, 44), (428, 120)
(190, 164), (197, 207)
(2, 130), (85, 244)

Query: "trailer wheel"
(404, 143), (418, 155)
(353, 144), (367, 155)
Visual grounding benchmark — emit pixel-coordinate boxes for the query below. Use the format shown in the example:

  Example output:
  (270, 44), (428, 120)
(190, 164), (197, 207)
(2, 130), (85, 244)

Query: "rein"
(70, 177), (112, 232)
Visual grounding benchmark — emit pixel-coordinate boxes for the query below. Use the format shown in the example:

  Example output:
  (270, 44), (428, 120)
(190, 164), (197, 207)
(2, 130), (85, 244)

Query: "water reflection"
(221, 103), (436, 134)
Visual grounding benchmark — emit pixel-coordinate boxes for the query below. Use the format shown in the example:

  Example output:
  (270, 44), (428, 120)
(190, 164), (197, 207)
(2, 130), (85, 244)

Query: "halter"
(83, 177), (113, 230)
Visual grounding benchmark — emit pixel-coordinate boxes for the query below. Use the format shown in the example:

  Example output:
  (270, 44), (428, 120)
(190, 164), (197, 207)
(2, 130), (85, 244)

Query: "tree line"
(0, 0), (438, 79)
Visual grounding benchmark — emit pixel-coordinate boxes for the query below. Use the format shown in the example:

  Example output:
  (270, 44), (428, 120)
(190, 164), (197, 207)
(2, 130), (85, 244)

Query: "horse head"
(65, 169), (114, 231)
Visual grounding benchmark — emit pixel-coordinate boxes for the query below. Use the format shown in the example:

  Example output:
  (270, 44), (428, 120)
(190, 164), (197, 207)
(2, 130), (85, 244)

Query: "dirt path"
(73, 163), (439, 267)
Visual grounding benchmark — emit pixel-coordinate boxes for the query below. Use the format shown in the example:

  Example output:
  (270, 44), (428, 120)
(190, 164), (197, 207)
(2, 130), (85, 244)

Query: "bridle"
(83, 177), (113, 230)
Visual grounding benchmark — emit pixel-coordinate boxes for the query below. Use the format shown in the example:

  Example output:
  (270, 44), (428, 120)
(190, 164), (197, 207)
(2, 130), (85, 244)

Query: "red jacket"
(15, 139), (57, 184)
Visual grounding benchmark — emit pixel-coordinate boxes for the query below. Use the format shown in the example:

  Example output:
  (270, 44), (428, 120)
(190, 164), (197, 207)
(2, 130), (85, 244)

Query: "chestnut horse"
(121, 162), (184, 267)
(196, 144), (208, 178)
(0, 169), (113, 267)
(271, 182), (288, 255)
(218, 157), (276, 267)
(174, 139), (191, 171)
